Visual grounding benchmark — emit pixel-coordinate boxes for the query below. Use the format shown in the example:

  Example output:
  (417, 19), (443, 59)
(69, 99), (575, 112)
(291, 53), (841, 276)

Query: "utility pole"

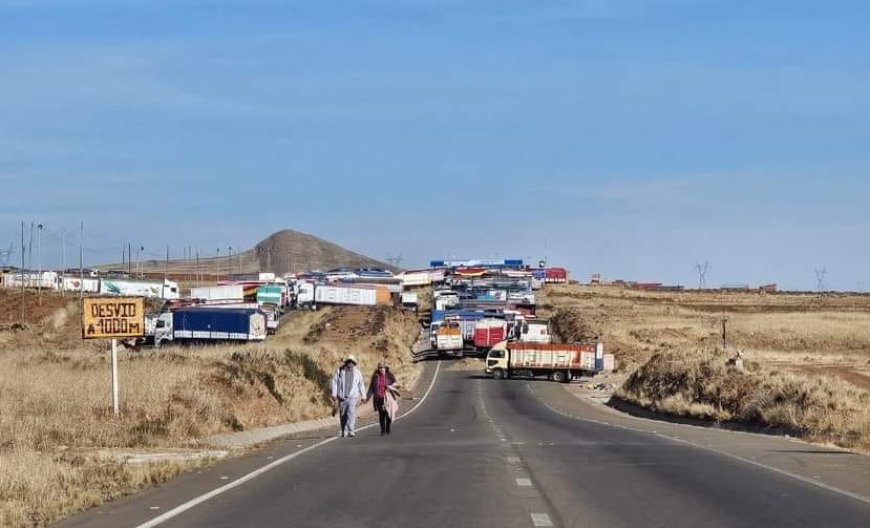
(28, 221), (33, 277)
(165, 245), (169, 282)
(79, 222), (84, 299)
(127, 242), (132, 276)
(196, 247), (200, 283)
(60, 229), (66, 297)
(20, 221), (25, 324)
(37, 223), (42, 303)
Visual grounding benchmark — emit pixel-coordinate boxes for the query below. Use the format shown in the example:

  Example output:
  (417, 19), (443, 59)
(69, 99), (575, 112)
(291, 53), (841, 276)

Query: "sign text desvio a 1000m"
(82, 296), (145, 339)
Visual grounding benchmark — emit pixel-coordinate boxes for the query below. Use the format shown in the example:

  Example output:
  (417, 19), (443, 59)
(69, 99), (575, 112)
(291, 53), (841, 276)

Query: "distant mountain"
(249, 229), (395, 275)
(100, 229), (395, 277)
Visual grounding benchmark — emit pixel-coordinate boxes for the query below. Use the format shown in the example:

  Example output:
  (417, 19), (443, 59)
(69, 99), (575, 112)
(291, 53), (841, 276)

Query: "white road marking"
(507, 456), (520, 464)
(516, 478), (533, 487)
(134, 361), (442, 528)
(531, 513), (553, 527)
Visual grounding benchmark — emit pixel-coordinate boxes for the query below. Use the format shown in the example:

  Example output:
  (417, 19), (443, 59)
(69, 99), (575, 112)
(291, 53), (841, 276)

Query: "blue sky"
(1, 0), (868, 290)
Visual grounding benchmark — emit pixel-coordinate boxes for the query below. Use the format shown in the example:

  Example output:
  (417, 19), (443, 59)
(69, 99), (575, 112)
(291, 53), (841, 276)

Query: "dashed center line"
(531, 513), (554, 527)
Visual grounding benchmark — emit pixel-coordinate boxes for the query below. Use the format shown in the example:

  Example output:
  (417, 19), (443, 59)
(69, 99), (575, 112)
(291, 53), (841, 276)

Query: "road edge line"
(134, 360), (442, 528)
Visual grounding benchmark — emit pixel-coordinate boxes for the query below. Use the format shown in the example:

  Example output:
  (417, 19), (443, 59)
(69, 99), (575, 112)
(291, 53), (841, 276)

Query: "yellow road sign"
(82, 296), (145, 339)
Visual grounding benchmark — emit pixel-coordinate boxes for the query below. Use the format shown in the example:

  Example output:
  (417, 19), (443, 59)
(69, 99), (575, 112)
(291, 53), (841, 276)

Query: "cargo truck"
(434, 321), (464, 357)
(190, 285), (245, 303)
(400, 292), (419, 312)
(473, 318), (508, 351)
(514, 318), (552, 344)
(485, 341), (608, 382)
(313, 284), (391, 308)
(100, 278), (180, 299)
(146, 307), (267, 347)
(256, 284), (285, 310)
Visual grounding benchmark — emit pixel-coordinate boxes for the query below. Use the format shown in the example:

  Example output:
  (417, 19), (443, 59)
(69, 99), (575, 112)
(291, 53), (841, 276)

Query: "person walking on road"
(331, 355), (367, 437)
(368, 361), (400, 436)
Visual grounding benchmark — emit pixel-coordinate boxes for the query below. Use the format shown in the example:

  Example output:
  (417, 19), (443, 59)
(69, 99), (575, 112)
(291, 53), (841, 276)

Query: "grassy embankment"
(0, 291), (420, 527)
(539, 284), (870, 451)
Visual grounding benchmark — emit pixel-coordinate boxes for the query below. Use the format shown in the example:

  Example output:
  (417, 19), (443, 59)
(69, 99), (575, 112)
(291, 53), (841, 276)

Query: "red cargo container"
(473, 319), (507, 349)
(544, 268), (568, 283)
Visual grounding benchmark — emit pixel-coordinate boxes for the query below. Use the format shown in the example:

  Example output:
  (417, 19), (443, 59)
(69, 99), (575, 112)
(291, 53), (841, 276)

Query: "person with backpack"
(330, 355), (367, 438)
(367, 361), (400, 436)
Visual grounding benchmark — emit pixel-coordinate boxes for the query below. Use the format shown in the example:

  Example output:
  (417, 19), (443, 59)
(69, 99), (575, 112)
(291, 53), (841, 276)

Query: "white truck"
(513, 318), (552, 344)
(190, 285), (245, 303)
(60, 276), (100, 293)
(433, 321), (464, 357)
(100, 278), (180, 300)
(400, 292), (419, 312)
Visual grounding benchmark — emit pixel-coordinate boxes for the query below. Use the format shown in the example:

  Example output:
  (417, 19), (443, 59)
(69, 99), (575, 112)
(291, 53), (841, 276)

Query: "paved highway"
(61, 364), (870, 528)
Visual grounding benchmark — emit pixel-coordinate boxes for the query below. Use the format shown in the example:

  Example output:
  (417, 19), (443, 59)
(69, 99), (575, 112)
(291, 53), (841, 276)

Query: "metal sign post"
(82, 296), (145, 416)
(111, 338), (120, 416)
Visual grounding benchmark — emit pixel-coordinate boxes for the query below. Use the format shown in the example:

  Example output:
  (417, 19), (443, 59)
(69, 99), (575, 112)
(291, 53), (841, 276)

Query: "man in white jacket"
(330, 355), (367, 437)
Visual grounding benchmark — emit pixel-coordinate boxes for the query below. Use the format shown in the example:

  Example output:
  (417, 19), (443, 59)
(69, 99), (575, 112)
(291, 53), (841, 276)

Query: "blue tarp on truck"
(172, 308), (267, 341)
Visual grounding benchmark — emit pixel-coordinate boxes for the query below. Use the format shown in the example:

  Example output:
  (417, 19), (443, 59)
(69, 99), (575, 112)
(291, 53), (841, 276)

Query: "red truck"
(473, 319), (508, 351)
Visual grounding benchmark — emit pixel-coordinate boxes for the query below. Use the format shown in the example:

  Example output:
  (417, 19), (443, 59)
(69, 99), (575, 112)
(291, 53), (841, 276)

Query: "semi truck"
(485, 341), (612, 382)
(292, 282), (392, 310)
(514, 318), (552, 344)
(256, 284), (286, 310)
(100, 278), (180, 299)
(190, 285), (245, 303)
(146, 307), (267, 347)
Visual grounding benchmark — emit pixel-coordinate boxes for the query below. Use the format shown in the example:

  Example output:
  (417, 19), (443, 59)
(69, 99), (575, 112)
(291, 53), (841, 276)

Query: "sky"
(0, 0), (868, 291)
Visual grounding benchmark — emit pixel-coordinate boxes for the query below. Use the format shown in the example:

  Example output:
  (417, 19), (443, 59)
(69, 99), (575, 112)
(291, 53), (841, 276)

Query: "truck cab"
(485, 341), (509, 378)
(143, 312), (174, 347)
(516, 319), (551, 343)
(295, 282), (315, 309)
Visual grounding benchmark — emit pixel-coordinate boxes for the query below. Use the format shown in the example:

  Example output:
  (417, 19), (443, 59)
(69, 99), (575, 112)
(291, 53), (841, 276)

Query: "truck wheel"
(552, 370), (568, 383)
(492, 368), (506, 380)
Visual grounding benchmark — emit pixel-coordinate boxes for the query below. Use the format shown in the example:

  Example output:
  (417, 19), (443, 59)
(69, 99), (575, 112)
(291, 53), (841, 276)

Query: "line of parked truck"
(420, 259), (614, 382)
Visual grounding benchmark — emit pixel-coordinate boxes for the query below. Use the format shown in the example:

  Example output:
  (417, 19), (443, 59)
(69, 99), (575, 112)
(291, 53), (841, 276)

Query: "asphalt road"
(62, 365), (870, 528)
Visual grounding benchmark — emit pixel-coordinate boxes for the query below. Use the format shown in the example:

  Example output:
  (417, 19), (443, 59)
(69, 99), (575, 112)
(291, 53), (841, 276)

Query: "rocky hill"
(103, 229), (394, 277)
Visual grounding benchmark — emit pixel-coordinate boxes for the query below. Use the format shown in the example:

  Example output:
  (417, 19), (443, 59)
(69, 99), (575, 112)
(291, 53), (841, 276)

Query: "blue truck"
(147, 307), (268, 346)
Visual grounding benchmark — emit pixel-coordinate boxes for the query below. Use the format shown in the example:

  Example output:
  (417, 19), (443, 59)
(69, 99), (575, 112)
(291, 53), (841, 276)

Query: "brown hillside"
(99, 229), (394, 277)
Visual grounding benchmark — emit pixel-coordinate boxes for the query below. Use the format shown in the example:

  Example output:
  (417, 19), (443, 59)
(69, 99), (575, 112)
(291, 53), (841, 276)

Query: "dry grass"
(539, 284), (870, 450)
(616, 350), (870, 451)
(0, 291), (421, 527)
(540, 284), (870, 384)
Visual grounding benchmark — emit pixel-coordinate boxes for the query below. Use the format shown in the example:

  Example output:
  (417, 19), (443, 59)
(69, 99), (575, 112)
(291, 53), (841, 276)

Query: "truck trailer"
(100, 278), (180, 299)
(485, 341), (610, 382)
(147, 307), (267, 346)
